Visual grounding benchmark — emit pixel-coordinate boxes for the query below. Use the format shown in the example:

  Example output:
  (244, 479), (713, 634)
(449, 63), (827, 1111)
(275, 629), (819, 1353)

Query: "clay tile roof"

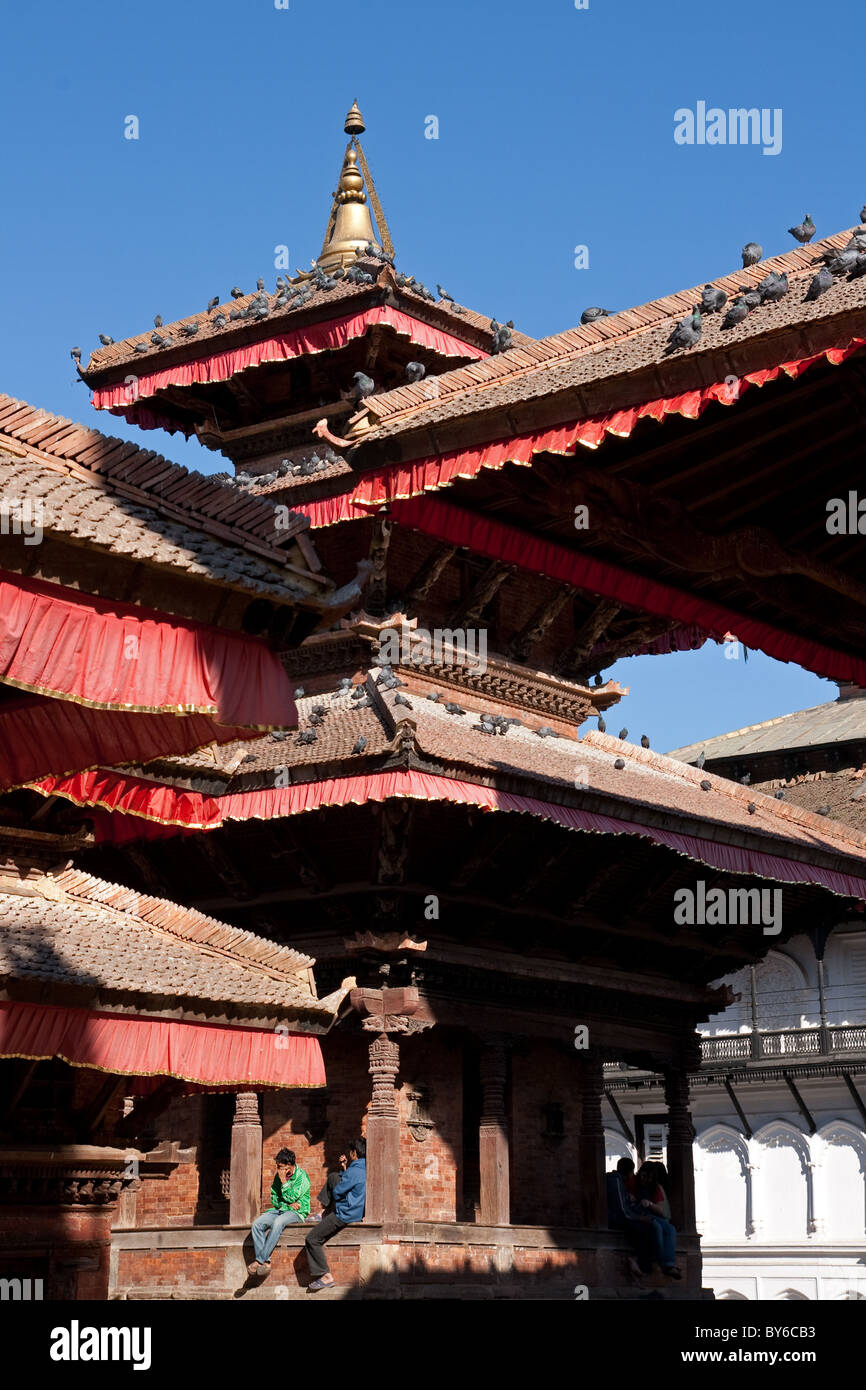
(358, 228), (866, 441)
(80, 262), (519, 378)
(0, 395), (330, 598)
(0, 865), (341, 1018)
(128, 674), (866, 874)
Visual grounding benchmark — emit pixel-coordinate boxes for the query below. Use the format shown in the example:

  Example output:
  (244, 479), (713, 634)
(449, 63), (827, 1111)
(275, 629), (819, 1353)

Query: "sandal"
(307, 1276), (335, 1292)
(663, 1266), (682, 1280)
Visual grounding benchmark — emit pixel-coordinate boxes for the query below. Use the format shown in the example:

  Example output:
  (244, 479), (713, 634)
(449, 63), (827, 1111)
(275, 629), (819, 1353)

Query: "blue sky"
(1, 0), (857, 752)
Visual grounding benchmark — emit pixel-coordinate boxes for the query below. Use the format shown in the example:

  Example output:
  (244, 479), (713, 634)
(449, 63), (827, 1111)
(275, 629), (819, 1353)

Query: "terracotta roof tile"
(359, 228), (866, 441)
(0, 866), (340, 1018)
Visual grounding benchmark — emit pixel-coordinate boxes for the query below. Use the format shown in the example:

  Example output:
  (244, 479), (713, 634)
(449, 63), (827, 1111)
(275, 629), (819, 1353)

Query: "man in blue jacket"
(306, 1137), (366, 1292)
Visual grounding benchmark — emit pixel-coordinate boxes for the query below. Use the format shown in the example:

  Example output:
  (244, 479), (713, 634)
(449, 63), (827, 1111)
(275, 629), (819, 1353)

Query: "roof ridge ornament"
(317, 103), (394, 270)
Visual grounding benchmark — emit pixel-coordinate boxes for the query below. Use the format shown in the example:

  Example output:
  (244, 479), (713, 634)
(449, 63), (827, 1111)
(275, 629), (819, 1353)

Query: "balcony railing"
(700, 1024), (866, 1063)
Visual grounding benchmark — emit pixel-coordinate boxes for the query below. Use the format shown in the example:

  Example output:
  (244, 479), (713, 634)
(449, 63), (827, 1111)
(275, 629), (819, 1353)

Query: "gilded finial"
(344, 101), (365, 136)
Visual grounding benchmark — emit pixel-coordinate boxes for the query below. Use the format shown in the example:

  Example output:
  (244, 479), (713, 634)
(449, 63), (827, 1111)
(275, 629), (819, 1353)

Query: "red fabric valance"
(0, 691), (257, 792)
(0, 569), (296, 728)
(92, 307), (487, 433)
(296, 335), (866, 530)
(387, 495), (866, 689)
(0, 999), (326, 1090)
(31, 767), (866, 901)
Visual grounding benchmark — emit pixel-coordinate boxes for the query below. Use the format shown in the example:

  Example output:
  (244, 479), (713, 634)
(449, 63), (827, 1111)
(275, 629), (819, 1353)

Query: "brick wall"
(397, 1031), (462, 1221)
(133, 1094), (204, 1228)
(509, 1042), (581, 1225)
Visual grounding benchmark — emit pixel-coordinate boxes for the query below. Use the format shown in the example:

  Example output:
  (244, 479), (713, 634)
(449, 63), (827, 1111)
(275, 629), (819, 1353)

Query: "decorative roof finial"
(344, 100), (365, 136)
(317, 104), (394, 271)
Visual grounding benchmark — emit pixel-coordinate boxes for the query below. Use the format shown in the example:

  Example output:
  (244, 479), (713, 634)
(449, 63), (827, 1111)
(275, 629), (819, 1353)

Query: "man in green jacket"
(248, 1148), (311, 1276)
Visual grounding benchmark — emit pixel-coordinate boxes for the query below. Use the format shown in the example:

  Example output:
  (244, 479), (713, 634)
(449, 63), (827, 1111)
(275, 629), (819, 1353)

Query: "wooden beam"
(554, 599), (621, 677)
(507, 586), (574, 663)
(402, 544), (457, 607)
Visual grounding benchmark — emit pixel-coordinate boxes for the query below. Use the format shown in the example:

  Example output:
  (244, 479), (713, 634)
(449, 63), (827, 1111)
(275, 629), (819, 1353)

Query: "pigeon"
(861, 206), (866, 225)
(427, 691), (442, 702)
(817, 804), (831, 816)
(844, 230), (866, 253)
(827, 248), (861, 276)
(788, 214), (815, 245)
(849, 253), (866, 279)
(349, 371), (375, 402)
(480, 718), (496, 734)
(70, 346), (82, 364)
(212, 312), (227, 328)
(276, 276), (287, 291)
(231, 287), (244, 299)
(405, 361), (426, 382)
(666, 306), (702, 352)
(618, 728), (628, 741)
(229, 308), (243, 320)
(297, 730), (317, 745)
(436, 284), (455, 302)
(345, 265), (374, 285)
(207, 296), (220, 313)
(363, 242), (393, 263)
(597, 716), (606, 734)
(256, 277), (265, 291)
(133, 344), (149, 354)
(98, 334), (114, 346)
(150, 331), (163, 344)
(180, 322), (200, 336)
(747, 802), (756, 814)
(413, 282), (436, 301)
(722, 297), (749, 329)
(294, 686), (305, 698)
(351, 685), (367, 700)
(701, 284), (727, 314)
(739, 773), (751, 785)
(592, 673), (603, 686)
(490, 319), (514, 354)
(805, 267), (834, 301)
(338, 677), (352, 692)
(580, 307), (611, 325)
(774, 788), (786, 800)
(536, 726), (557, 738)
(737, 285), (762, 311)
(269, 730), (290, 742)
(153, 314), (164, 328)
(394, 693), (413, 708)
(696, 751), (706, 769)
(352, 737), (368, 754)
(444, 702), (465, 715)
(614, 757), (626, 770)
(640, 734), (650, 749)
(757, 271), (789, 303)
(700, 779), (712, 791)
(741, 242), (763, 268)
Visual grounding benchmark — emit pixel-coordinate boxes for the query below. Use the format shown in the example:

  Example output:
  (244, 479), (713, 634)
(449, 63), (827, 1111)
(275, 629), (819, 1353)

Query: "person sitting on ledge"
(305, 1137), (366, 1292)
(635, 1160), (681, 1280)
(607, 1157), (653, 1277)
(248, 1148), (310, 1277)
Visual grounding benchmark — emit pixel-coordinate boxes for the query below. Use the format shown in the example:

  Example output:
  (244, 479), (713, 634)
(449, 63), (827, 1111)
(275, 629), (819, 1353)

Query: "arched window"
(696, 1125), (753, 1239)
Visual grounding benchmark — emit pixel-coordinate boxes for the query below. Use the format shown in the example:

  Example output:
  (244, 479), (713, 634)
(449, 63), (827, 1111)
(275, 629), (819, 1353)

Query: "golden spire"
(317, 102), (394, 270)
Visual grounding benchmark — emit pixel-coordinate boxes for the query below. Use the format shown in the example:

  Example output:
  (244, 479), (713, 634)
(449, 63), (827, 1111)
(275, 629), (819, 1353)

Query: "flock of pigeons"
(579, 207), (866, 355)
(70, 244), (495, 368)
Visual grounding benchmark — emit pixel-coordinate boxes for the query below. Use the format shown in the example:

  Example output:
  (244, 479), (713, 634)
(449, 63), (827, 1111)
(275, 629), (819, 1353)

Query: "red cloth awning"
(0, 569), (296, 728)
(31, 766), (866, 902)
(0, 999), (326, 1090)
(387, 495), (866, 689)
(0, 691), (258, 792)
(294, 335), (866, 529)
(92, 307), (487, 434)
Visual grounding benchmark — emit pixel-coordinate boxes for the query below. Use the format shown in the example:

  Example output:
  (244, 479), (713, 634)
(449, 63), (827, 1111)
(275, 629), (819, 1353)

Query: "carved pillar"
(576, 1053), (606, 1228)
(479, 1044), (510, 1225)
(366, 1033), (401, 1224)
(664, 1068), (697, 1234)
(228, 1091), (262, 1227)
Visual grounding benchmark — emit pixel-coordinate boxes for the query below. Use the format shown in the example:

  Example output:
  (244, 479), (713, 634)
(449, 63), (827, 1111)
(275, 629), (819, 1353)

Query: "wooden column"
(366, 1033), (401, 1224)
(576, 1053), (606, 1228)
(664, 1068), (697, 1234)
(228, 1091), (262, 1227)
(479, 1044), (510, 1225)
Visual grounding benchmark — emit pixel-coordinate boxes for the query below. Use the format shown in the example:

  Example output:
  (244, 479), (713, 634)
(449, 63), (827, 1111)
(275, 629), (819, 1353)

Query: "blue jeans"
(650, 1217), (677, 1268)
(251, 1208), (304, 1263)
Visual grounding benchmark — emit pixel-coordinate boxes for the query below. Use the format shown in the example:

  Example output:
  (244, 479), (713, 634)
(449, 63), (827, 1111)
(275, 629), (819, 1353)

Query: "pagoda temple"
(3, 103), (866, 1300)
